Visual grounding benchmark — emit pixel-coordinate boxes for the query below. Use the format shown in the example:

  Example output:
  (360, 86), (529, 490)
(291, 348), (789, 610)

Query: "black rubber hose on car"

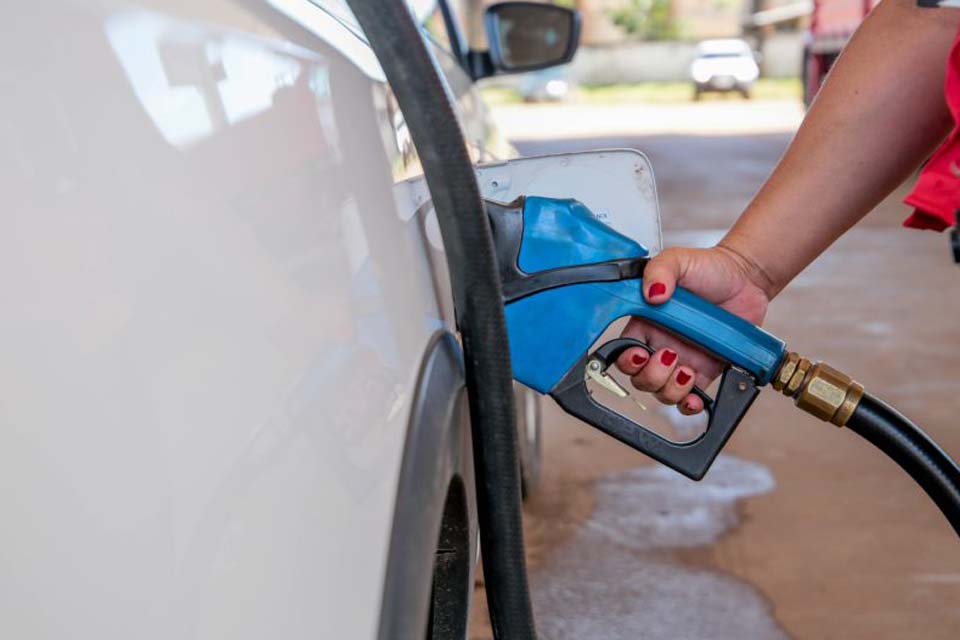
(846, 393), (960, 536)
(346, 1), (537, 638)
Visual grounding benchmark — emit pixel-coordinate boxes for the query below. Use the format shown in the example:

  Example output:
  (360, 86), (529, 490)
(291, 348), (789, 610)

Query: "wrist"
(716, 235), (782, 300)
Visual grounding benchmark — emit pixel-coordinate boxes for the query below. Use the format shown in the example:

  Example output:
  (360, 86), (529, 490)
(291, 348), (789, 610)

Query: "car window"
(407, 0), (454, 53)
(307, 0), (363, 34)
(437, 0), (473, 49)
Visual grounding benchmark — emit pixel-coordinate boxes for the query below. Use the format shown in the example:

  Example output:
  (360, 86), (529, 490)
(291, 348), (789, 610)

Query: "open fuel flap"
(397, 149), (664, 255)
(475, 149), (664, 254)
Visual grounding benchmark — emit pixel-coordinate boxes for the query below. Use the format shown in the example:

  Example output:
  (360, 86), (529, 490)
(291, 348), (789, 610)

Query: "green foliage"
(480, 78), (803, 106)
(609, 0), (680, 40)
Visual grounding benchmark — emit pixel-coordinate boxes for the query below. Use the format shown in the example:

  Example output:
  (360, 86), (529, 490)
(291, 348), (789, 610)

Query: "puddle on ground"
(532, 455), (788, 640)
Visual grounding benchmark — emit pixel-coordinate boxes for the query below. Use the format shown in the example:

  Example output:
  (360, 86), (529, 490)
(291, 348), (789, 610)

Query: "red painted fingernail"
(676, 369), (691, 385)
(648, 282), (667, 297)
(660, 350), (677, 366)
(631, 352), (648, 367)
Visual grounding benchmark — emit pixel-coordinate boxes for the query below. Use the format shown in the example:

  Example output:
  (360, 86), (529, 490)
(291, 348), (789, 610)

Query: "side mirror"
(470, 2), (580, 79)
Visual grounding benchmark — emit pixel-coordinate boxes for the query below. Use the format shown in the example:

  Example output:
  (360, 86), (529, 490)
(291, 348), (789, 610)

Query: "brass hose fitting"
(772, 352), (864, 427)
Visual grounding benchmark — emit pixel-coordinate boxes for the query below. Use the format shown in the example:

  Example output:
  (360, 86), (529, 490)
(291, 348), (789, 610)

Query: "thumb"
(642, 247), (691, 305)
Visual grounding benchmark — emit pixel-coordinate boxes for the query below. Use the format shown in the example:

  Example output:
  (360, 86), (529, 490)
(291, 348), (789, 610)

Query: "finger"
(615, 346), (650, 376)
(614, 317), (651, 375)
(630, 347), (678, 393)
(655, 365), (696, 405)
(643, 248), (691, 305)
(618, 317), (724, 385)
(678, 393), (705, 415)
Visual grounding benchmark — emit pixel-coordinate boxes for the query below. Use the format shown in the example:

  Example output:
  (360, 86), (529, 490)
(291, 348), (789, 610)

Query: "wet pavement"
(532, 456), (786, 640)
(470, 100), (960, 639)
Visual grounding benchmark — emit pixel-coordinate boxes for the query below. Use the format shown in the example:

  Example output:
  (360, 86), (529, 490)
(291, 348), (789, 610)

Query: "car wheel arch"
(376, 332), (477, 640)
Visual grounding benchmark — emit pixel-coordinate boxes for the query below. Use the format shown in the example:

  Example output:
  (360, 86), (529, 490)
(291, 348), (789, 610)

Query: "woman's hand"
(615, 243), (774, 415)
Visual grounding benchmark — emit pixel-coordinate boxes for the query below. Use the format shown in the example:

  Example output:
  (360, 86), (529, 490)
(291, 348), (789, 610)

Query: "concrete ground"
(470, 100), (960, 639)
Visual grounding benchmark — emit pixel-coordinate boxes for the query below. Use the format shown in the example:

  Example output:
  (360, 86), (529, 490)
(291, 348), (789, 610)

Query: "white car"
(0, 1), (577, 637)
(690, 38), (760, 100)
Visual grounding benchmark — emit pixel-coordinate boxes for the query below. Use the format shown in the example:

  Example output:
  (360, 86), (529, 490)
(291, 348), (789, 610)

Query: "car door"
(0, 1), (463, 638)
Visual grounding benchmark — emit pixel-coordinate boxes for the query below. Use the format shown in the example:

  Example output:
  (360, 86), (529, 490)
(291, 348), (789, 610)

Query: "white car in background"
(690, 38), (760, 100)
(0, 1), (577, 637)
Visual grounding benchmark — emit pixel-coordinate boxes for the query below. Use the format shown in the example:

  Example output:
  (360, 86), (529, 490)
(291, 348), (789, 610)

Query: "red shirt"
(904, 30), (960, 231)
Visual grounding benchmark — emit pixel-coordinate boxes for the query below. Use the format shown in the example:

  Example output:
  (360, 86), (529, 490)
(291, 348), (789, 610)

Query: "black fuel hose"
(346, 1), (537, 638)
(846, 393), (960, 536)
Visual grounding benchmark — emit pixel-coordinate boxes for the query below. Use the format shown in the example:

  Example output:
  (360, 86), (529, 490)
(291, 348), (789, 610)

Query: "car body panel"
(0, 1), (464, 637)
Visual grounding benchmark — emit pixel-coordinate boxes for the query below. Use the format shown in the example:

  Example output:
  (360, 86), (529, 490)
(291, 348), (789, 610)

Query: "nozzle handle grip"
(626, 282), (785, 385)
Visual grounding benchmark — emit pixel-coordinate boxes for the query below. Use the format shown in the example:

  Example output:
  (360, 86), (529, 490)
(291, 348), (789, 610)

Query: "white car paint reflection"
(0, 1), (455, 637)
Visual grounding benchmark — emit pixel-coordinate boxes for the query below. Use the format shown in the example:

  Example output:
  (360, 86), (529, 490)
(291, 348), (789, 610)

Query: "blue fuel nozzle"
(488, 196), (788, 480)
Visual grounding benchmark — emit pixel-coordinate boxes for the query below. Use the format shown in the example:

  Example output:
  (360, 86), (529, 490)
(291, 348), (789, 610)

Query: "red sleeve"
(903, 28), (960, 231)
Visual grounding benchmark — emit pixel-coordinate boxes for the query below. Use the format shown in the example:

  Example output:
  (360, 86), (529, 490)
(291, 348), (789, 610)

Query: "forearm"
(721, 0), (960, 297)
